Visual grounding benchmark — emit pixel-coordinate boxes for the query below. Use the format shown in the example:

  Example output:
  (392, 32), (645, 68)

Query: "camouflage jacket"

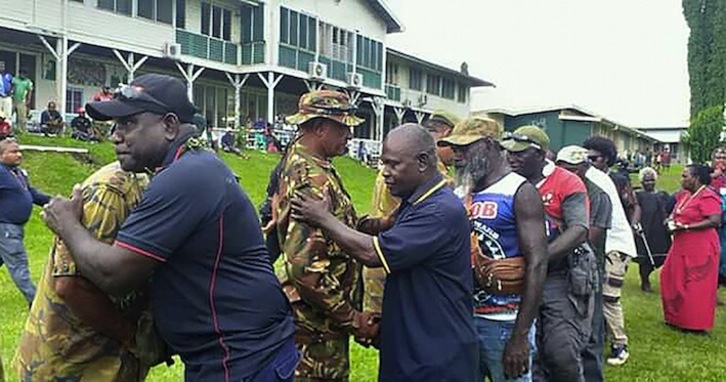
(13, 162), (151, 382)
(276, 142), (362, 337)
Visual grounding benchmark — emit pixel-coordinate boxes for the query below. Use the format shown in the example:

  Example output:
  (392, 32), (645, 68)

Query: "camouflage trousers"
(294, 332), (349, 382)
(363, 267), (386, 314)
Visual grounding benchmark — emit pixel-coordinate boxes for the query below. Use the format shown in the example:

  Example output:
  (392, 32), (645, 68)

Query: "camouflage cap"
(500, 125), (550, 152)
(426, 110), (460, 130)
(286, 90), (365, 127)
(437, 116), (503, 147)
(556, 145), (589, 165)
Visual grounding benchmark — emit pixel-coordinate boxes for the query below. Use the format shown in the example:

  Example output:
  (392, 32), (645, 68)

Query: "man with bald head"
(292, 123), (477, 381)
(363, 110), (458, 315)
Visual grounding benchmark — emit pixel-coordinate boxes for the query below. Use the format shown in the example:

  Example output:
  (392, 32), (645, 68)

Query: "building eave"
(387, 48), (494, 87)
(482, 104), (659, 142)
(366, 0), (405, 33)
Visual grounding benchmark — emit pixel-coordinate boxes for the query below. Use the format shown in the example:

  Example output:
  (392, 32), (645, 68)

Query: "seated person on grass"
(70, 108), (100, 142)
(221, 128), (249, 158)
(40, 101), (65, 135)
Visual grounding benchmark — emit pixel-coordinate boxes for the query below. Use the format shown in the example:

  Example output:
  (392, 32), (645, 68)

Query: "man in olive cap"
(276, 90), (379, 381)
(363, 110), (459, 315)
(438, 117), (548, 382)
(502, 126), (595, 382)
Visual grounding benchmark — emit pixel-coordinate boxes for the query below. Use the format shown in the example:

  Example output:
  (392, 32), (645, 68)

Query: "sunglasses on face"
(502, 132), (543, 151)
(587, 155), (603, 163)
(115, 84), (168, 109)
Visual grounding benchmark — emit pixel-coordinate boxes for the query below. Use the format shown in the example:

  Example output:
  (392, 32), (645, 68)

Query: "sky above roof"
(386, 0), (690, 128)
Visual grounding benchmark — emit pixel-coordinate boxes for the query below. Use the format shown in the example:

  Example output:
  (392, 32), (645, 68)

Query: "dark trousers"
(247, 337), (300, 382)
(533, 271), (594, 382)
(582, 289), (604, 382)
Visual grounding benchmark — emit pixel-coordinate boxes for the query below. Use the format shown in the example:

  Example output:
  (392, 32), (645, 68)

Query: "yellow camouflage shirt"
(276, 142), (362, 336)
(13, 162), (149, 382)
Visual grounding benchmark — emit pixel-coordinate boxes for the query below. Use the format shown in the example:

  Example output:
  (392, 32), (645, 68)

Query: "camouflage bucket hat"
(437, 116), (503, 147)
(426, 110), (461, 130)
(500, 125), (550, 152)
(286, 90), (365, 127)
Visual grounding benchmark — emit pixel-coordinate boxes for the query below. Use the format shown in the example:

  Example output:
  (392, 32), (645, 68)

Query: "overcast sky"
(386, 0), (690, 128)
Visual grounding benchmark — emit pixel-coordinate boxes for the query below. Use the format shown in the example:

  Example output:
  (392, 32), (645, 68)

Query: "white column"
(39, 36), (79, 116)
(257, 72), (283, 122)
(393, 106), (405, 126)
(414, 111), (426, 124)
(175, 63), (205, 102)
(370, 97), (384, 141)
(304, 79), (324, 92)
(345, 89), (361, 106)
(113, 49), (149, 83)
(225, 73), (249, 129)
(58, 37), (67, 117)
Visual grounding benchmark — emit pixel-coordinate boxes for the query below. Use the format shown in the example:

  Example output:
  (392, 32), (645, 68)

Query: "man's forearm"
(318, 215), (382, 267)
(511, 256), (547, 340)
(630, 203), (641, 225)
(56, 276), (136, 347)
(57, 221), (126, 293)
(547, 226), (587, 262)
(589, 227), (605, 245)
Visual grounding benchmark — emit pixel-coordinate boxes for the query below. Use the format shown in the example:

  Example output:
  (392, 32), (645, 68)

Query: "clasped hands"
(352, 310), (381, 349)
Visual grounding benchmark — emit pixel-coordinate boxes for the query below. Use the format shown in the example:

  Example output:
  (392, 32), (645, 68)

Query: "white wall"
(273, 0), (388, 41)
(388, 57), (471, 119)
(66, 2), (175, 57)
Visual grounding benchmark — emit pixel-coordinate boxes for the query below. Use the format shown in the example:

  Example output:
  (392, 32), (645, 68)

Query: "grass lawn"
(0, 136), (723, 381)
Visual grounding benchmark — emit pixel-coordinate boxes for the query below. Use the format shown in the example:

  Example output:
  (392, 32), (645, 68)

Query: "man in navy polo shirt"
(292, 123), (477, 381)
(0, 138), (50, 305)
(41, 74), (297, 382)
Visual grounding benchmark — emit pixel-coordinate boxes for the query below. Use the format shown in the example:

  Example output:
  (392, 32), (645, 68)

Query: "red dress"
(660, 187), (721, 330)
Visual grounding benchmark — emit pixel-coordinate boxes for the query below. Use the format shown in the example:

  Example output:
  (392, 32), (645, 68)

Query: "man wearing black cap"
(41, 74), (297, 382)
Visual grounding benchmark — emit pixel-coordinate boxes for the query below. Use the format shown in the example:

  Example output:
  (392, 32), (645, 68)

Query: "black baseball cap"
(85, 74), (196, 123)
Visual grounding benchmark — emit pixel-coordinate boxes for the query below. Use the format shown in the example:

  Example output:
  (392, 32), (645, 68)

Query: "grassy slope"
(0, 137), (722, 381)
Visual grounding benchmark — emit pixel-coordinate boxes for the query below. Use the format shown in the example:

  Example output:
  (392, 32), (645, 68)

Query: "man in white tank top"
(439, 117), (548, 382)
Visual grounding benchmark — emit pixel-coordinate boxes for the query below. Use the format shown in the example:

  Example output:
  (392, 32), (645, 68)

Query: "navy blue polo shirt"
(115, 138), (295, 381)
(372, 174), (478, 382)
(0, 165), (50, 225)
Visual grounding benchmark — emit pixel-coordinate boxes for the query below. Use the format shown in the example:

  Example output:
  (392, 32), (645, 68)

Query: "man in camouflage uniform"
(13, 161), (160, 381)
(364, 110), (459, 313)
(277, 90), (380, 381)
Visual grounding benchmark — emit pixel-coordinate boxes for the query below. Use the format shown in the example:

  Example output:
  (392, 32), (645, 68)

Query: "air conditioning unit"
(402, 99), (412, 108)
(163, 42), (182, 59)
(418, 94), (428, 106)
(308, 61), (328, 80)
(346, 72), (363, 89)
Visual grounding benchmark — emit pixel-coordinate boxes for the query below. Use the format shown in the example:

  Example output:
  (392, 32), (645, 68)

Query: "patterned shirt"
(468, 172), (526, 320)
(13, 162), (149, 381)
(276, 142), (362, 335)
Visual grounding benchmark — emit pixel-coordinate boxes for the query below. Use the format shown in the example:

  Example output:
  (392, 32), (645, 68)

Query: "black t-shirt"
(373, 175), (477, 381)
(115, 142), (294, 380)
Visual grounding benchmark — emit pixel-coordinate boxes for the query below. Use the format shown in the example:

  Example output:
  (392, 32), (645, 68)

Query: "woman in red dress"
(661, 164), (722, 331)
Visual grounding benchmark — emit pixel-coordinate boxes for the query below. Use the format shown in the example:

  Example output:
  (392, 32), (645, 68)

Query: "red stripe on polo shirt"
(115, 241), (167, 263)
(209, 215), (231, 382)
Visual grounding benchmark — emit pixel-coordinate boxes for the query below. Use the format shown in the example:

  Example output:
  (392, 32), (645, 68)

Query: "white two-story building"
(0, 0), (491, 140)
